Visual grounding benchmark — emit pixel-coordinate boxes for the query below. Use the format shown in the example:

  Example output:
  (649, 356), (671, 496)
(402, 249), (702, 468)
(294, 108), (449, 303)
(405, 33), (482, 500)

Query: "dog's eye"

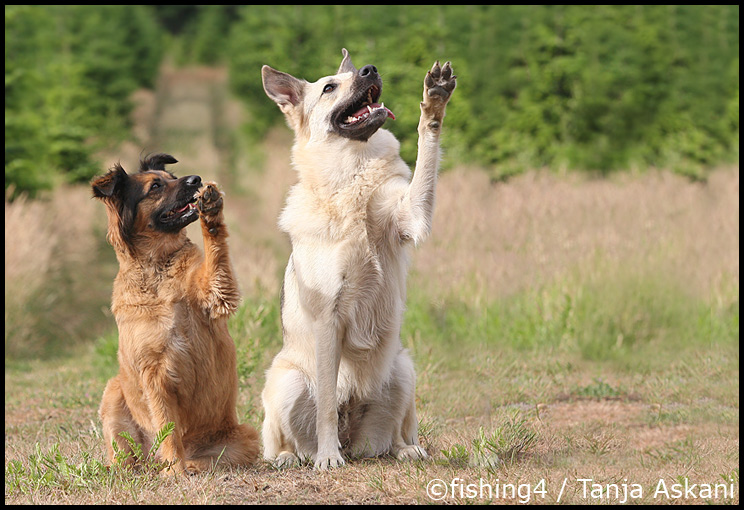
(150, 182), (161, 192)
(323, 83), (336, 94)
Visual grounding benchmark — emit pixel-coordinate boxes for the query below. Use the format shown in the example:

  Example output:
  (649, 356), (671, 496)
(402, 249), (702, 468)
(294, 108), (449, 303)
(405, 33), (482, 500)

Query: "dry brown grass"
(5, 373), (738, 505)
(413, 165), (739, 307)
(5, 184), (105, 357)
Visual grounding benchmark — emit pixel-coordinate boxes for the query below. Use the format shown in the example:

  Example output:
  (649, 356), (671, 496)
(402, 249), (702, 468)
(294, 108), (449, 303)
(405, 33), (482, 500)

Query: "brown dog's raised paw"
(195, 182), (224, 217)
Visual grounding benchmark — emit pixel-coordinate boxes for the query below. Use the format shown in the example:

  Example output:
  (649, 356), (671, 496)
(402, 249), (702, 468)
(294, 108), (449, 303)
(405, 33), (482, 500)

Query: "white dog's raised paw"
(395, 444), (429, 461)
(420, 60), (456, 127)
(424, 61), (456, 101)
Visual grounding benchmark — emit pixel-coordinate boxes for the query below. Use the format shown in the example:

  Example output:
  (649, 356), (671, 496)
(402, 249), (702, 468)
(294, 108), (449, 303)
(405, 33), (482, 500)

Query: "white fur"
(260, 51), (455, 470)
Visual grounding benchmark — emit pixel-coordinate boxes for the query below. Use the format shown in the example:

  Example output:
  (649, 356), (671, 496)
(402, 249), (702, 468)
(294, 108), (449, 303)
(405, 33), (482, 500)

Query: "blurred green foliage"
(225, 5), (739, 178)
(5, 6), (739, 197)
(5, 5), (163, 198)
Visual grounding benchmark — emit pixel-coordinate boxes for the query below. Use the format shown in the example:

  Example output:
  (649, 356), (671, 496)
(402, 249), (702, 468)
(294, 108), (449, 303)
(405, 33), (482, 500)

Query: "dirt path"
(126, 64), (234, 184)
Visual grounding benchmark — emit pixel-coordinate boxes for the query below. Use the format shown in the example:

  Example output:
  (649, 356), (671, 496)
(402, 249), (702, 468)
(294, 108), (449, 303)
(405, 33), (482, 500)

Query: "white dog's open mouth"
(343, 103), (395, 125)
(339, 85), (395, 126)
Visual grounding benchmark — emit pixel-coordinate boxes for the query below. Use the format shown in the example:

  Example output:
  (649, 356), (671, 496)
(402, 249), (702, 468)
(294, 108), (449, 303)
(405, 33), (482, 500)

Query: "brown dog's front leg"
(194, 182), (240, 318)
(140, 366), (188, 475)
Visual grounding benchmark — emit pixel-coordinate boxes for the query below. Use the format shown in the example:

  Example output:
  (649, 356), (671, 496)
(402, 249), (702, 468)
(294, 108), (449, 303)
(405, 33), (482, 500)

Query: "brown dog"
(92, 153), (258, 475)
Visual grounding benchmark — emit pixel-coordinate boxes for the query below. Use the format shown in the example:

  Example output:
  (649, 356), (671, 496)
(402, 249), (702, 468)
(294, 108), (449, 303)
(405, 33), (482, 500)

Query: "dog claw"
(441, 61), (452, 81)
(430, 61), (442, 80)
(425, 72), (434, 90)
(314, 453), (345, 471)
(202, 188), (218, 203)
(422, 60), (456, 109)
(196, 182), (223, 216)
(158, 465), (184, 478)
(396, 444), (429, 461)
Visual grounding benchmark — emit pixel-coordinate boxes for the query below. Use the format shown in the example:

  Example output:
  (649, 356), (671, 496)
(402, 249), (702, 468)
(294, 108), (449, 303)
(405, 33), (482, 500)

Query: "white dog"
(260, 48), (456, 470)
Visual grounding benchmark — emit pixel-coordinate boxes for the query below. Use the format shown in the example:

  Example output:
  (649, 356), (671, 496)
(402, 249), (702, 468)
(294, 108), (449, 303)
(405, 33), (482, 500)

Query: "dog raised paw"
(421, 61), (456, 123)
(195, 181), (224, 217)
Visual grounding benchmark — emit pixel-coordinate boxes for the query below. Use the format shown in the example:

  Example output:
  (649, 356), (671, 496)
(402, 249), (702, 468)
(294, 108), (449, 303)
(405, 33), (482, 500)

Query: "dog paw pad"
(196, 182), (224, 215)
(423, 61), (456, 104)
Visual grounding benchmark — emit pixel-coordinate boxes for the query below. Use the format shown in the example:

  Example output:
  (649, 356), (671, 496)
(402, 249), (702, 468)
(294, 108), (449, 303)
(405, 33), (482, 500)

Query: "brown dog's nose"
(184, 175), (201, 188)
(358, 65), (378, 78)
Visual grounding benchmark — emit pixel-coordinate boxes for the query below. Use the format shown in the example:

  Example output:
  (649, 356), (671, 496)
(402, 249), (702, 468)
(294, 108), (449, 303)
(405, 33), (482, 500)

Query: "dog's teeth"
(367, 105), (373, 114)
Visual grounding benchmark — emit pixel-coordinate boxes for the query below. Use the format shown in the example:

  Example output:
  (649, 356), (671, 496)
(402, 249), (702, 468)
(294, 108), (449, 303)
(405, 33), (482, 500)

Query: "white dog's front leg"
(397, 61), (456, 245)
(313, 320), (345, 470)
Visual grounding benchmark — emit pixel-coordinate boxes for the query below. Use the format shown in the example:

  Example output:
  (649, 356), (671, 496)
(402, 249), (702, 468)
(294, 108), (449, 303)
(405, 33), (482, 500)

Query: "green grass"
(5, 422), (176, 496)
(401, 265), (738, 418)
(404, 269), (739, 367)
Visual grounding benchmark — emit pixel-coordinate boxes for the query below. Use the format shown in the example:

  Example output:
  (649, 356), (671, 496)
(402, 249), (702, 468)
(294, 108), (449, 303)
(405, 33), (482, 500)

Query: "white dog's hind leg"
(394, 399), (428, 461)
(262, 361), (319, 467)
(390, 351), (429, 461)
(347, 349), (428, 461)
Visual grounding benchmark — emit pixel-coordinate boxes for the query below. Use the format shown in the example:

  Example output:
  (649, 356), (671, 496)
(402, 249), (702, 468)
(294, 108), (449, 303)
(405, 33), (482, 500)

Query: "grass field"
(5, 64), (739, 504)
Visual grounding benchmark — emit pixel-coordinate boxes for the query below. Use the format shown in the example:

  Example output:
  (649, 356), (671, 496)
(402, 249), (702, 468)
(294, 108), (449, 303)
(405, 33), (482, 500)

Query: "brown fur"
(92, 153), (259, 475)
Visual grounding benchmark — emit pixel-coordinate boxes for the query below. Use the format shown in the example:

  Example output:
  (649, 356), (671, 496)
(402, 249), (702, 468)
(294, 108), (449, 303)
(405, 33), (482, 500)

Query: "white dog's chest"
(289, 236), (383, 313)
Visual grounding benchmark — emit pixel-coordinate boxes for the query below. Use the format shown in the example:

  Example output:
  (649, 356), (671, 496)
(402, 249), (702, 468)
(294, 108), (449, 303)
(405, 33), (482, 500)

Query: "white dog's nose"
(358, 65), (378, 78)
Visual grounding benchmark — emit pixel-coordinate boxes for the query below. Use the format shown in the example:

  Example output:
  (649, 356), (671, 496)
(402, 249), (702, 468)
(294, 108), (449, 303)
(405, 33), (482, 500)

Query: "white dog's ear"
(337, 48), (356, 75)
(262, 65), (306, 109)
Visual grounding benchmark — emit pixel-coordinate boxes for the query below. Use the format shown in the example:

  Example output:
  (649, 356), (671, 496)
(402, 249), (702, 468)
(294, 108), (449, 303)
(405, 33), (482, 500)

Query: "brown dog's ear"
(337, 48), (356, 75)
(91, 164), (135, 254)
(261, 65), (306, 109)
(92, 164), (128, 199)
(140, 153), (178, 172)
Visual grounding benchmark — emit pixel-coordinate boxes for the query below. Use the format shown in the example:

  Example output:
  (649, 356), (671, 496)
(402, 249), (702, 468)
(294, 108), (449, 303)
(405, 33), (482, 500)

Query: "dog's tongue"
(353, 103), (396, 120)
